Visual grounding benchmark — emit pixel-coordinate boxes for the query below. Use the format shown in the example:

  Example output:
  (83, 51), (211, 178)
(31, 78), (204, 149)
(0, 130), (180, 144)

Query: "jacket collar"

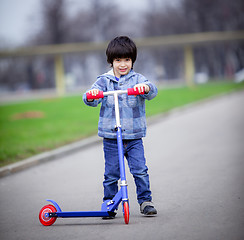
(101, 69), (136, 82)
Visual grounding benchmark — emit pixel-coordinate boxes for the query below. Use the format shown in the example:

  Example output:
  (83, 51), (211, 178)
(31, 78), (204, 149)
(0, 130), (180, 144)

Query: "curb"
(0, 136), (101, 178)
(0, 89), (242, 178)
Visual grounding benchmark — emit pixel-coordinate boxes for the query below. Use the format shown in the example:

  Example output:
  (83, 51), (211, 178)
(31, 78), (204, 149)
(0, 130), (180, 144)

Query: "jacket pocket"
(105, 95), (114, 108)
(127, 95), (138, 108)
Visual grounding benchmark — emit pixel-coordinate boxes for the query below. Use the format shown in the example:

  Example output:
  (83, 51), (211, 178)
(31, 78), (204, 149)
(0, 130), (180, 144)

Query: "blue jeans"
(103, 138), (152, 205)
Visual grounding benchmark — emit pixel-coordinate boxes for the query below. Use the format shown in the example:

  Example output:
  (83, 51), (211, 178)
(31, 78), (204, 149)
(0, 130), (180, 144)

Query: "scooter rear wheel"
(123, 201), (129, 224)
(39, 204), (57, 226)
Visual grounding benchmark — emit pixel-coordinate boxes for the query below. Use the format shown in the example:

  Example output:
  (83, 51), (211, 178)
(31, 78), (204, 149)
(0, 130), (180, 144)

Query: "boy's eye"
(125, 58), (131, 61)
(115, 59), (121, 62)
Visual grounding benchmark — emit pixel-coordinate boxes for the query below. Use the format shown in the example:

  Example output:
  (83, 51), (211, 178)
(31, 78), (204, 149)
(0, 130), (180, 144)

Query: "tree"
(181, 0), (244, 32)
(33, 0), (69, 45)
(142, 0), (244, 79)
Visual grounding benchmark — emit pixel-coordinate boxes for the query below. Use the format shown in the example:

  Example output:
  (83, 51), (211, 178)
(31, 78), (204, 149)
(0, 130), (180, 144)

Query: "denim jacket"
(83, 69), (158, 139)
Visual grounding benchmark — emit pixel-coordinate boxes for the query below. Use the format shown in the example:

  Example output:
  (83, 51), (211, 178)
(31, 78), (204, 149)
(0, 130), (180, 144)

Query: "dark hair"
(106, 36), (137, 66)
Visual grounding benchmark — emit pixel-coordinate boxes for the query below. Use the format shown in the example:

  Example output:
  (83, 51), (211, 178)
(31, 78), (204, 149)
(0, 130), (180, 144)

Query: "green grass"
(0, 80), (244, 167)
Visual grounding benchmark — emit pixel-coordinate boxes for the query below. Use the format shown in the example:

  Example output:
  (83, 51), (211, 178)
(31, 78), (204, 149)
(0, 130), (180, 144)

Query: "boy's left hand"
(134, 83), (150, 94)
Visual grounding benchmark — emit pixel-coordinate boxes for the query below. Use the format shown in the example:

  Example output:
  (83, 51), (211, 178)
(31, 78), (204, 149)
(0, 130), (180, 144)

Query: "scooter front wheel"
(39, 204), (57, 226)
(123, 201), (129, 224)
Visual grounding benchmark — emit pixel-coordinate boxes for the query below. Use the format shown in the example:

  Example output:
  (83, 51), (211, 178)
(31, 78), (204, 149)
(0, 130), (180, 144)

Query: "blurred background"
(0, 0), (244, 98)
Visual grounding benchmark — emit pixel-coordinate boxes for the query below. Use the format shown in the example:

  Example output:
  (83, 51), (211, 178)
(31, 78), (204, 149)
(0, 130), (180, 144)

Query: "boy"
(83, 36), (157, 216)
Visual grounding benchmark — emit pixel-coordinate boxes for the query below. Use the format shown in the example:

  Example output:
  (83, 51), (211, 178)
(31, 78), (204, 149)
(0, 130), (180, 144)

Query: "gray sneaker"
(140, 202), (157, 216)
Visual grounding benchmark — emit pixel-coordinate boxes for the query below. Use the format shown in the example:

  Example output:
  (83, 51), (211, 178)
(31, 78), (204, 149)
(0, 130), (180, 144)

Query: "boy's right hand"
(87, 89), (100, 101)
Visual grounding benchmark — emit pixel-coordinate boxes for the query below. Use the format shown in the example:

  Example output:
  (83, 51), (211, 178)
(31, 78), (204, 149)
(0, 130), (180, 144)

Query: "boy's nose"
(120, 61), (125, 66)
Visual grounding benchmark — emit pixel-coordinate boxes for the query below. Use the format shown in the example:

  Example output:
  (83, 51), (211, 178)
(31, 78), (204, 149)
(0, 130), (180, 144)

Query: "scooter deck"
(49, 211), (112, 218)
(46, 199), (118, 218)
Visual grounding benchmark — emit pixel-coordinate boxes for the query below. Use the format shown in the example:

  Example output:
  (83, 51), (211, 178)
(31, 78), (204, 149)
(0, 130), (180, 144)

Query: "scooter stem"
(113, 92), (121, 128)
(113, 92), (128, 201)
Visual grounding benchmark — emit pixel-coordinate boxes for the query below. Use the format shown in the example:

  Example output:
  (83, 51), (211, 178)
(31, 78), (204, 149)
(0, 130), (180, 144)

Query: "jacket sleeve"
(82, 77), (106, 107)
(137, 74), (158, 100)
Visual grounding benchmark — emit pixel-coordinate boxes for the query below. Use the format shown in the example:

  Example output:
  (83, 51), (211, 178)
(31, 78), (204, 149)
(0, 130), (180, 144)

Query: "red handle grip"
(127, 87), (145, 95)
(86, 91), (104, 100)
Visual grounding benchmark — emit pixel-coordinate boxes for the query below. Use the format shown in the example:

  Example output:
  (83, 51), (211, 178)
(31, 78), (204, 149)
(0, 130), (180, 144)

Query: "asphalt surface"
(0, 91), (244, 240)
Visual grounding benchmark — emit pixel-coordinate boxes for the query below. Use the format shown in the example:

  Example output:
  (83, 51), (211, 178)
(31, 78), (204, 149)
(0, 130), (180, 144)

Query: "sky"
(0, 0), (180, 48)
(0, 0), (41, 47)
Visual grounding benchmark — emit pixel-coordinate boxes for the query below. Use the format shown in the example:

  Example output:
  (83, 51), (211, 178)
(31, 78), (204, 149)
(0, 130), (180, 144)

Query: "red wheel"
(123, 201), (129, 224)
(39, 204), (57, 226)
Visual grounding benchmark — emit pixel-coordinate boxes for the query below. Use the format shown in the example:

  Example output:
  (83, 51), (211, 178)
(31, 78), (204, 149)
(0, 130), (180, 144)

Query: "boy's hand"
(87, 89), (100, 101)
(134, 83), (150, 94)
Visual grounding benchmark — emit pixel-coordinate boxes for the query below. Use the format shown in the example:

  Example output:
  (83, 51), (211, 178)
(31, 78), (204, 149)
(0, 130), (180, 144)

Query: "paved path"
(0, 91), (244, 240)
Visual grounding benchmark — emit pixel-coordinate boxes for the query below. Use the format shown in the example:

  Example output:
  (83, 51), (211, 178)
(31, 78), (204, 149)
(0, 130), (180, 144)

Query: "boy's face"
(112, 58), (132, 78)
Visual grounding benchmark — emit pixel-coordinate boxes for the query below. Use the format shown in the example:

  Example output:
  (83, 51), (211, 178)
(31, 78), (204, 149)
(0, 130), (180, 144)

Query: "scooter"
(39, 87), (145, 226)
